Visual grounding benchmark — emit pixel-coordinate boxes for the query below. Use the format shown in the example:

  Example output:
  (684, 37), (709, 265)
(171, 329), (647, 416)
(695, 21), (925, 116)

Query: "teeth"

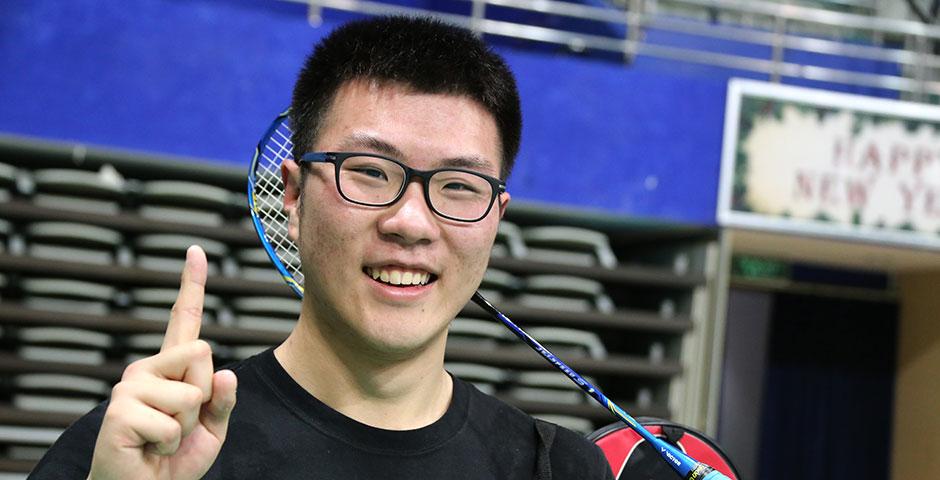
(367, 267), (432, 286)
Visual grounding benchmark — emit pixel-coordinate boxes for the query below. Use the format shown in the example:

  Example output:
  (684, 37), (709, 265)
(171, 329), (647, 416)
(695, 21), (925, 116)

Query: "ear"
(497, 191), (511, 219)
(281, 160), (303, 242)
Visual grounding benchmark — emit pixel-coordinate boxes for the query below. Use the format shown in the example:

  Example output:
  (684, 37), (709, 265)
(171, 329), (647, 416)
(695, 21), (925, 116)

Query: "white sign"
(718, 79), (940, 250)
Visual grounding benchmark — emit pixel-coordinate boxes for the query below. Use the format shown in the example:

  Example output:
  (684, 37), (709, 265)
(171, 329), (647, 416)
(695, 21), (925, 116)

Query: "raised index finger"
(162, 245), (208, 351)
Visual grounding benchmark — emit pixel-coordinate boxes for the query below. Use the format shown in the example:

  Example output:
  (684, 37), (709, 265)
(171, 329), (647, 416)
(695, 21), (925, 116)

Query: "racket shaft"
(471, 292), (724, 480)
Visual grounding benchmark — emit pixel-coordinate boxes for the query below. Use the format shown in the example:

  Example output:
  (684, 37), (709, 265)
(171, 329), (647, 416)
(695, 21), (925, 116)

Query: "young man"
(30, 16), (614, 479)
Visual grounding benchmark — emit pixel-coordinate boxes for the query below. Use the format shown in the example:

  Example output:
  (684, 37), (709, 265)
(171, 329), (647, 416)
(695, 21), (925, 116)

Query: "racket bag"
(587, 417), (740, 480)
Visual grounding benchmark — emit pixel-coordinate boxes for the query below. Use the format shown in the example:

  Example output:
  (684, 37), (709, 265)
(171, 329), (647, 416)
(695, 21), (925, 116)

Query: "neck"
(274, 307), (453, 431)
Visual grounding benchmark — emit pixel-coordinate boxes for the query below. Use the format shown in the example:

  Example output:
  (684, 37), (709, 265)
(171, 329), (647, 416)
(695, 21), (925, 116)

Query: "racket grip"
(700, 471), (731, 480)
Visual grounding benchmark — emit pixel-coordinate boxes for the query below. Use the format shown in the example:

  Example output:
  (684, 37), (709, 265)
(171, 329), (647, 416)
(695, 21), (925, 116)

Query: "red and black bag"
(587, 418), (740, 480)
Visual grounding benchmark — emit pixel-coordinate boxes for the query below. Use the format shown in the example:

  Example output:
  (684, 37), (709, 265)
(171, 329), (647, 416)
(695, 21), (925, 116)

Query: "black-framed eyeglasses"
(298, 152), (506, 223)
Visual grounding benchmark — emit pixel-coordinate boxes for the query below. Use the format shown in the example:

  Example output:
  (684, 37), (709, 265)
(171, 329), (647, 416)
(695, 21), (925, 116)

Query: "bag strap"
(535, 419), (557, 480)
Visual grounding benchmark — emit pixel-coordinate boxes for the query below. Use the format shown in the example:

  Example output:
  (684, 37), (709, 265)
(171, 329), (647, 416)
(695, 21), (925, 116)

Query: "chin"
(357, 334), (444, 362)
(356, 316), (449, 359)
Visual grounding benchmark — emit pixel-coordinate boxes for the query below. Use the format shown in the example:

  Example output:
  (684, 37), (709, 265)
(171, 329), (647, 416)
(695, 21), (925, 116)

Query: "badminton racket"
(248, 111), (729, 480)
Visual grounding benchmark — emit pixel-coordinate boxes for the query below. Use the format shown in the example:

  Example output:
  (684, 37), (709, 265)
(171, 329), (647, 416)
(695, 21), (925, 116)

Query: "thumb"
(201, 369), (237, 442)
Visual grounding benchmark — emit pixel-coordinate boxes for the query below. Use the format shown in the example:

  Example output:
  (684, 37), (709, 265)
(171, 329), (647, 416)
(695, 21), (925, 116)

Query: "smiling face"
(283, 79), (509, 360)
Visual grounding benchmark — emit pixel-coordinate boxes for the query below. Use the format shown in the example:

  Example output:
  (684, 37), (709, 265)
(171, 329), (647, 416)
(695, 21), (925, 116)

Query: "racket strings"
(252, 117), (305, 285)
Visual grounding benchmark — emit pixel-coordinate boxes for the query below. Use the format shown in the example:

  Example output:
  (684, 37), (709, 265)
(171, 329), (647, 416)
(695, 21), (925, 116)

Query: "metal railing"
(283, 0), (940, 101)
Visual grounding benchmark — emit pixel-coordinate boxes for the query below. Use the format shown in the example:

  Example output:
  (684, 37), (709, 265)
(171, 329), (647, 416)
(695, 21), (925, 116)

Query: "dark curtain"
(758, 293), (897, 480)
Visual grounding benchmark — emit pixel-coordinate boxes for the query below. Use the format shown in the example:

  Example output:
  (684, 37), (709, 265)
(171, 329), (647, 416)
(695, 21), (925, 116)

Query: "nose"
(376, 181), (441, 245)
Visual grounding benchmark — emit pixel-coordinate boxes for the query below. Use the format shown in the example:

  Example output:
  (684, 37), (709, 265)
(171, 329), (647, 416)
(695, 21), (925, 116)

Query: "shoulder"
(216, 348), (275, 397)
(218, 350), (264, 377)
(460, 379), (613, 479)
(546, 422), (614, 479)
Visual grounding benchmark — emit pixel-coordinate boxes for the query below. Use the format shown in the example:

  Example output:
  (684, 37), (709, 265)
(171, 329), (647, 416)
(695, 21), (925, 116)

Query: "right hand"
(88, 246), (238, 480)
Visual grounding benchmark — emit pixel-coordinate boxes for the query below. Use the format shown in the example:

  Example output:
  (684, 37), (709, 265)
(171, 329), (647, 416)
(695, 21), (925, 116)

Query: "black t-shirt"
(29, 348), (614, 479)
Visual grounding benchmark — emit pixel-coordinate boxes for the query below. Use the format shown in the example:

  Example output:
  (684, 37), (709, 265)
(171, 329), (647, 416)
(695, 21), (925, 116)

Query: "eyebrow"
(336, 133), (497, 174)
(337, 134), (405, 160)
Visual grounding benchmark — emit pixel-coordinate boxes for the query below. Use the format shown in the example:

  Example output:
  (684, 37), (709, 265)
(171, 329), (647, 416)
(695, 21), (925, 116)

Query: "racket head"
(248, 110), (305, 298)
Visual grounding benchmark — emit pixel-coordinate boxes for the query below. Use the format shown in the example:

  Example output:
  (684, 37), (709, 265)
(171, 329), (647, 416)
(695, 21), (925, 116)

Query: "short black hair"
(290, 16), (521, 179)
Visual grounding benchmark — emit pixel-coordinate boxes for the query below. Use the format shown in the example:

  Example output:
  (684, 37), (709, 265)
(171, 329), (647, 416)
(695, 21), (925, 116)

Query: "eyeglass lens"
(337, 155), (494, 221)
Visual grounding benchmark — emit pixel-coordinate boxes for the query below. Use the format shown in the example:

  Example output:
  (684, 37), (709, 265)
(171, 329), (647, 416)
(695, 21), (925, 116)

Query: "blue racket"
(248, 111), (730, 480)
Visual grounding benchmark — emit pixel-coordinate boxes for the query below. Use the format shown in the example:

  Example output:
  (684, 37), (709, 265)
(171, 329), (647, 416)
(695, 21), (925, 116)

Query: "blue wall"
(0, 0), (899, 225)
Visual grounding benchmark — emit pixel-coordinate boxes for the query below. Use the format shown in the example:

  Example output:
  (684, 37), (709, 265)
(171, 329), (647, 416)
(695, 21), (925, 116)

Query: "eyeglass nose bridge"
(388, 165), (442, 216)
